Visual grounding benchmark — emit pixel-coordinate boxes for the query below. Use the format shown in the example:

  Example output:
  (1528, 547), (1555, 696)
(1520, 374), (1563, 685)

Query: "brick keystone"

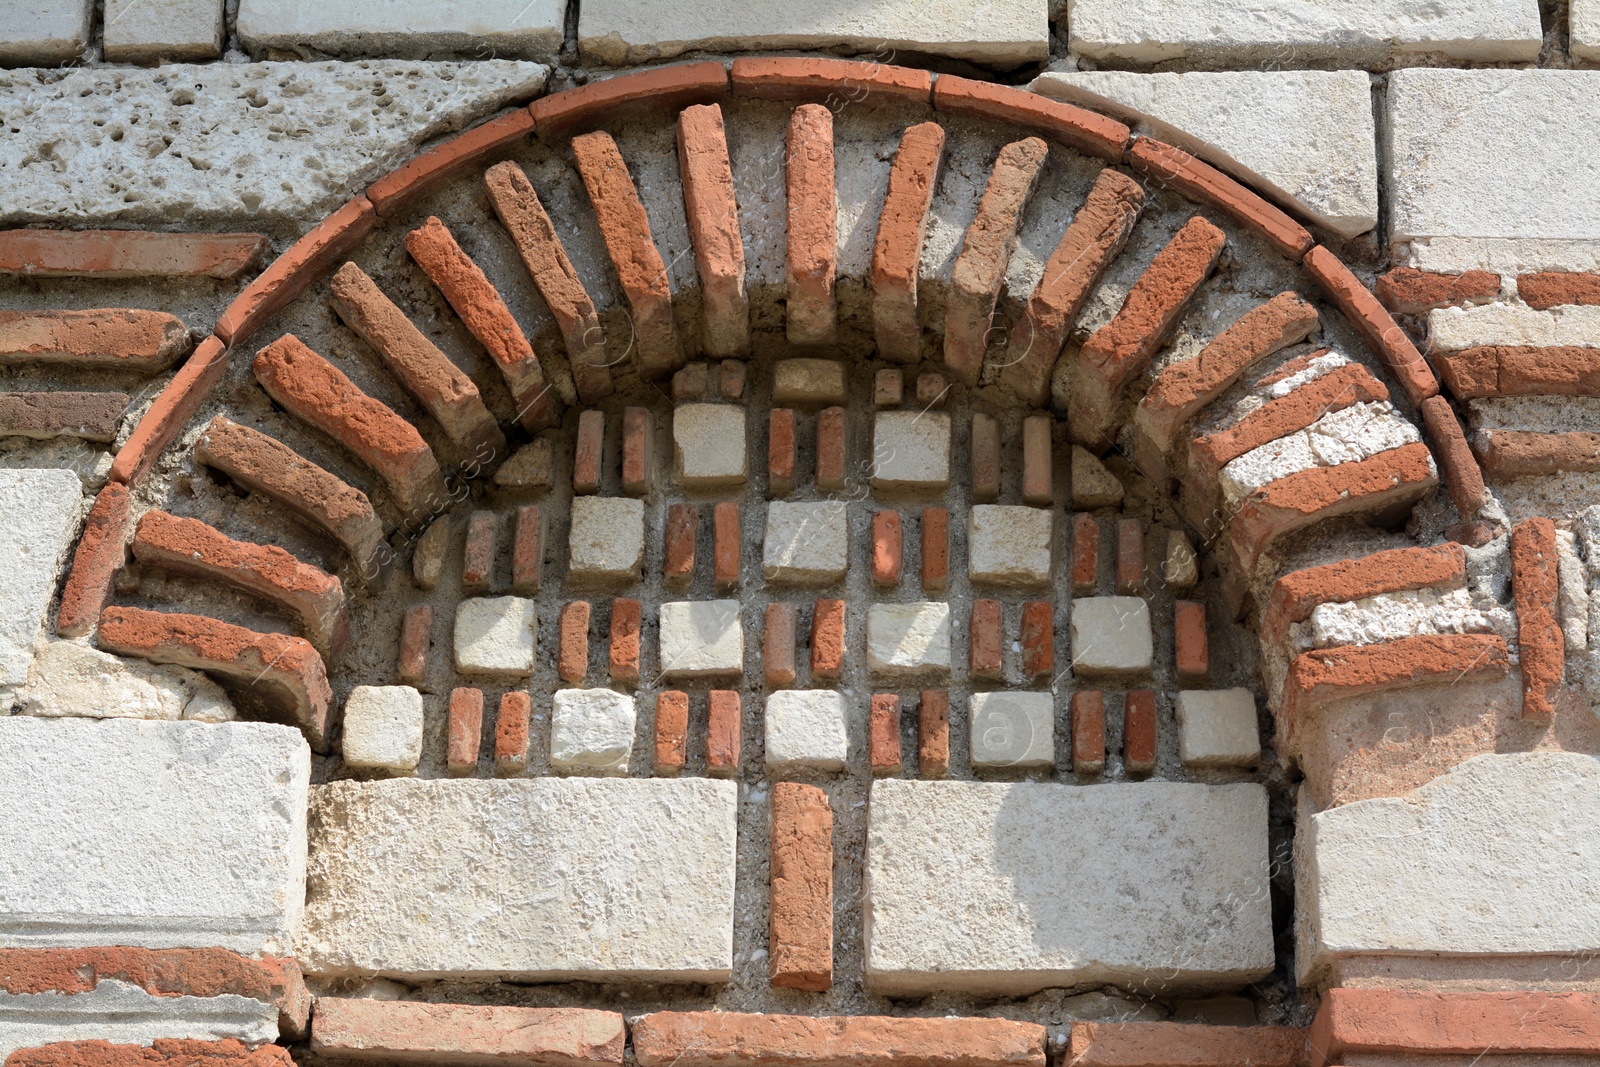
(1301, 245), (1438, 406)
(1128, 138), (1314, 261)
(311, 998), (626, 1065)
(4, 1039), (294, 1067)
(368, 107), (535, 218)
(109, 334), (230, 488)
(1512, 517), (1563, 722)
(215, 196), (375, 347)
(132, 511), (349, 655)
(1517, 271), (1600, 311)
(532, 61), (729, 141)
(730, 56), (932, 104)
(1419, 394), (1487, 517)
(1262, 542), (1465, 655)
(0, 391), (126, 442)
(253, 334), (447, 526)
(770, 781), (833, 991)
(632, 1012), (1047, 1067)
(96, 606), (333, 752)
(1374, 267), (1500, 315)
(1476, 428), (1600, 478)
(872, 122), (947, 364)
(679, 103), (750, 359)
(55, 481), (133, 639)
(0, 229), (268, 280)
(933, 75), (1129, 163)
(0, 308), (190, 372)
(786, 104), (837, 346)
(1433, 345), (1600, 398)
(1309, 989), (1600, 1067)
(1068, 1022), (1305, 1067)
(328, 261), (505, 458)
(405, 215), (558, 430)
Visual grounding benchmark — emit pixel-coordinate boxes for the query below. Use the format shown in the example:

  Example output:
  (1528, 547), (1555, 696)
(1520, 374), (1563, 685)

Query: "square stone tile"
(866, 602), (951, 678)
(969, 691), (1054, 771)
(673, 403), (746, 488)
(1069, 597), (1153, 679)
(765, 690), (848, 775)
(772, 358), (847, 405)
(872, 411), (951, 491)
(1176, 689), (1260, 768)
(454, 597), (537, 678)
(342, 685), (424, 773)
(568, 496), (645, 585)
(763, 501), (848, 585)
(968, 504), (1053, 586)
(551, 688), (637, 776)
(659, 600), (744, 679)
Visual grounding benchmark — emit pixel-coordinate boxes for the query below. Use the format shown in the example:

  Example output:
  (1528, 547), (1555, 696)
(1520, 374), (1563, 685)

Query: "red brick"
(768, 783), (833, 992)
(532, 61), (729, 141)
(664, 503), (697, 586)
(785, 103), (837, 346)
(396, 605), (432, 686)
(1116, 518), (1145, 596)
(370, 108), (536, 218)
(811, 599), (845, 682)
(1020, 601), (1053, 682)
(1302, 244), (1438, 407)
(769, 408), (797, 496)
(609, 598), (641, 686)
(573, 408), (605, 494)
(1434, 345), (1600, 398)
(945, 137), (1050, 385)
(1174, 601), (1207, 686)
(870, 693), (902, 777)
(872, 510), (902, 587)
(730, 56), (931, 105)
(871, 122), (946, 363)
(719, 359), (746, 400)
(1420, 394), (1487, 517)
(1518, 271), (1600, 311)
(1071, 513), (1100, 597)
(558, 600), (591, 684)
(916, 371), (950, 408)
(1476, 428), (1600, 478)
(1068, 1021), (1304, 1067)
(933, 75), (1129, 163)
(0, 391), (125, 442)
(634, 1012), (1045, 1067)
(461, 510), (495, 592)
(816, 406), (846, 492)
(447, 687), (483, 776)
(1375, 267), (1501, 314)
(874, 368), (903, 407)
(1123, 690), (1157, 775)
(1512, 517), (1563, 722)
(918, 690), (950, 778)
(1072, 690), (1105, 774)
(97, 606), (333, 752)
(678, 103), (748, 358)
(571, 131), (681, 379)
(405, 215), (557, 431)
(1262, 543), (1465, 655)
(1446, 518), (1500, 548)
(1128, 138), (1313, 260)
(55, 482), (132, 639)
(707, 689), (741, 777)
(109, 335), (229, 488)
(311, 998), (625, 1066)
(1021, 416), (1054, 506)
(764, 603), (798, 688)
(511, 504), (545, 594)
(1309, 989), (1600, 1067)
(0, 229), (267, 280)
(622, 406), (652, 495)
(215, 196), (375, 347)
(495, 691), (531, 775)
(713, 500), (741, 590)
(970, 413), (1000, 503)
(654, 691), (689, 776)
(921, 507), (950, 593)
(6, 1039), (293, 1067)
(969, 599), (1004, 681)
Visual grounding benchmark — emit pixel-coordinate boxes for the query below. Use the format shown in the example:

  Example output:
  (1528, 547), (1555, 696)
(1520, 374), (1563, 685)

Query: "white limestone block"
(298, 777), (737, 981)
(1576, 0), (1600, 62)
(771, 359), (847, 405)
(1467, 395), (1600, 434)
(0, 0), (91, 64)
(872, 411), (952, 492)
(1070, 445), (1124, 509)
(0, 716), (309, 953)
(6, 640), (224, 721)
(238, 0), (563, 59)
(764, 690), (848, 775)
(762, 502), (848, 585)
(454, 597), (537, 678)
(1070, 597), (1153, 678)
(1219, 402), (1422, 504)
(568, 496), (646, 585)
(0, 470), (82, 687)
(1175, 689), (1260, 769)
(865, 778), (1274, 995)
(1306, 587), (1493, 650)
(1429, 302), (1600, 352)
(659, 600), (744, 679)
(341, 685), (424, 774)
(866, 602), (952, 678)
(551, 688), (637, 776)
(673, 404), (747, 489)
(968, 505), (1053, 587)
(969, 691), (1055, 771)
(104, 0), (223, 61)
(1032, 70), (1378, 237)
(0, 982), (278, 1062)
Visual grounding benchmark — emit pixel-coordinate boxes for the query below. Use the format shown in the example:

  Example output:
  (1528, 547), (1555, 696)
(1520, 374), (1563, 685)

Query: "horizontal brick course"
(1069, 1022), (1305, 1067)
(6, 1039), (294, 1067)
(730, 56), (932, 104)
(632, 1012), (1047, 1067)
(0, 389), (127, 442)
(933, 76), (1129, 163)
(0, 308), (190, 372)
(1310, 989), (1600, 1066)
(310, 998), (626, 1066)
(1475, 427), (1600, 477)
(1517, 271), (1600, 310)
(1433, 344), (1600, 398)
(1262, 542), (1465, 653)
(0, 229), (267, 280)
(1375, 267), (1500, 314)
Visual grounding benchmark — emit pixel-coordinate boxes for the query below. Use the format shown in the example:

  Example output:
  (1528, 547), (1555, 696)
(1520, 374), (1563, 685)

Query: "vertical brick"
(494, 691), (531, 775)
(921, 507), (949, 592)
(462, 510), (495, 592)
(918, 690), (950, 778)
(872, 121), (946, 363)
(1512, 516), (1564, 722)
(970, 599), (1003, 681)
(719, 359), (746, 400)
(511, 505), (544, 594)
(574, 408), (605, 494)
(707, 689), (741, 777)
(811, 599), (845, 682)
(1022, 414), (1053, 505)
(870, 693), (902, 777)
(447, 687), (484, 776)
(1124, 690), (1157, 775)
(874, 368), (903, 407)
(1175, 600), (1208, 686)
(655, 691), (689, 776)
(55, 481), (133, 638)
(769, 408), (797, 497)
(1020, 601), (1053, 682)
(1116, 517), (1145, 596)
(1072, 513), (1099, 596)
(970, 413), (1000, 503)
(765, 602), (798, 687)
(664, 503), (698, 586)
(678, 103), (750, 358)
(769, 781), (833, 992)
(713, 500), (741, 590)
(396, 604), (432, 686)
(872, 510), (903, 587)
(786, 103), (837, 346)
(816, 406), (846, 492)
(558, 600), (591, 683)
(1072, 690), (1105, 774)
(609, 597), (642, 686)
(622, 406), (652, 496)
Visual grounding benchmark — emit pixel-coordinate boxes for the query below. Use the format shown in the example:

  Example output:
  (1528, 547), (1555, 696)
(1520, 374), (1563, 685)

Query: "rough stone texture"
(1429, 302), (1600, 351)
(0, 717), (308, 954)
(866, 603), (952, 678)
(309, 999), (626, 1066)
(633, 1012), (1047, 1067)
(0, 63), (548, 225)
(872, 412), (952, 492)
(341, 685), (424, 774)
(659, 600), (743, 678)
(967, 506), (1052, 587)
(865, 779), (1273, 995)
(238, 0), (562, 59)
(567, 497), (646, 585)
(1219, 402), (1423, 504)
(298, 777), (737, 981)
(453, 597), (537, 678)
(766, 690), (849, 775)
(0, 981), (278, 1061)
(763, 502), (848, 585)
(1071, 447), (1125, 509)
(772, 359), (847, 406)
(4, 640), (231, 722)
(1034, 71), (1377, 237)
(673, 404), (747, 489)
(550, 688), (637, 776)
(1175, 690), (1260, 769)
(968, 692), (1054, 770)
(0, 470), (82, 687)
(1070, 598), (1154, 679)
(103, 0), (222, 61)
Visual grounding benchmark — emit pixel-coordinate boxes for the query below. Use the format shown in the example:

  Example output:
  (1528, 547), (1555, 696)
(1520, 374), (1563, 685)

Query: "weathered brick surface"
(5, 1039), (294, 1067)
(720, 359), (746, 399)
(110, 335), (230, 488)
(1375, 267), (1500, 314)
(869, 694), (902, 777)
(512, 504), (545, 594)
(730, 57), (932, 104)
(872, 510), (902, 587)
(1262, 542), (1465, 652)
(1512, 517), (1564, 722)
(934, 76), (1129, 162)
(872, 122), (946, 364)
(1419, 394), (1487, 516)
(970, 413), (1000, 503)
(769, 408), (797, 496)
(1021, 416), (1053, 506)
(532, 61), (729, 141)
(1072, 690), (1106, 774)
(1518, 271), (1600, 310)
(785, 104), (837, 346)
(769, 783), (833, 991)
(310, 998), (625, 1066)
(632, 1012), (1047, 1067)
(0, 391), (126, 442)
(707, 689), (741, 776)
(396, 604), (431, 686)
(679, 103), (748, 359)
(714, 501), (741, 590)
(1069, 1022), (1305, 1067)
(574, 409), (604, 494)
(654, 690), (689, 775)
(811, 599), (845, 682)
(921, 508), (950, 592)
(461, 510), (494, 592)
(1020, 601), (1053, 681)
(55, 482), (133, 639)
(1309, 989), (1600, 1066)
(447, 687), (484, 776)
(0, 308), (190, 372)
(1116, 518), (1145, 596)
(970, 599), (1003, 681)
(1302, 245), (1437, 406)
(0, 230), (267, 280)
(918, 690), (950, 778)
(1174, 601), (1208, 686)
(664, 503), (697, 585)
(495, 692), (532, 774)
(609, 598), (641, 685)
(622, 407), (652, 496)
(816, 406), (846, 492)
(1123, 690), (1157, 775)
(1434, 345), (1600, 398)
(1071, 513), (1099, 596)
(556, 600), (591, 684)
(1129, 138), (1313, 260)
(369, 108), (537, 218)
(1476, 428), (1600, 478)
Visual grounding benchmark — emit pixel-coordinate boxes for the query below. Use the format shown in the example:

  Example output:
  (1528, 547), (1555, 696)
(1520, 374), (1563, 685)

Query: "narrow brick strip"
(97, 606), (334, 751)
(109, 335), (229, 488)
(1433, 345), (1600, 398)
(328, 261), (504, 458)
(484, 160), (612, 403)
(1123, 691), (1157, 775)
(0, 391), (126, 442)
(1020, 601), (1053, 681)
(1262, 543), (1466, 655)
(1302, 245), (1438, 406)
(934, 76), (1129, 163)
(1419, 394), (1487, 517)
(872, 510), (902, 587)
(1310, 989), (1600, 1067)
(7, 1040), (293, 1066)
(769, 408), (797, 496)
(1003, 169), (1144, 406)
(872, 122), (947, 364)
(396, 605), (431, 686)
(368, 108), (535, 218)
(655, 691), (689, 775)
(1072, 690), (1105, 773)
(713, 500), (740, 590)
(622, 407), (653, 496)
(447, 687), (483, 776)
(496, 692), (531, 775)
(1512, 517), (1564, 722)
(532, 61), (729, 141)
(633, 1012), (1046, 1067)
(404, 215), (557, 430)
(609, 598), (642, 686)
(511, 505), (544, 594)
(811, 599), (845, 682)
(761, 604), (800, 689)
(970, 413), (1000, 502)
(1174, 601), (1207, 686)
(1128, 138), (1313, 260)
(215, 196), (375, 347)
(462, 510), (495, 592)
(0, 308), (190, 371)
(921, 507), (949, 592)
(769, 783), (833, 992)
(730, 56), (931, 104)
(1071, 513), (1099, 596)
(918, 689), (950, 778)
(572, 131), (681, 378)
(253, 334), (447, 525)
(55, 482), (133, 639)
(0, 229), (268, 280)
(1068, 1022), (1305, 1067)
(1375, 267), (1500, 315)
(1517, 272), (1600, 311)
(945, 137), (1050, 385)
(1116, 518), (1145, 595)
(786, 104), (837, 346)
(574, 408), (605, 494)
(194, 416), (387, 584)
(311, 998), (625, 1066)
(664, 503), (697, 586)
(707, 689), (741, 776)
(558, 600), (591, 684)
(1022, 415), (1053, 505)
(869, 693), (902, 776)
(970, 599), (1003, 681)
(1476, 428), (1600, 478)
(816, 406), (846, 491)
(679, 103), (749, 359)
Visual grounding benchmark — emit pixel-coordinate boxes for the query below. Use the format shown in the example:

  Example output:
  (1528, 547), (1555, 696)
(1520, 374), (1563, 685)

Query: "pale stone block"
(298, 777), (737, 981)
(866, 602), (952, 678)
(1467, 395), (1600, 435)
(1175, 690), (1260, 769)
(673, 404), (747, 489)
(1429, 302), (1600, 352)
(1070, 597), (1153, 678)
(341, 685), (424, 774)
(1218, 402), (1423, 504)
(0, 469), (82, 687)
(771, 359), (847, 405)
(1305, 587), (1493, 650)
(969, 691), (1054, 771)
(765, 690), (848, 775)
(0, 0), (91, 64)
(494, 437), (554, 488)
(1577, 0), (1600, 62)
(568, 496), (645, 585)
(659, 600), (743, 679)
(104, 0), (223, 61)
(968, 505), (1053, 587)
(1070, 446), (1124, 509)
(454, 597), (537, 678)
(762, 502), (848, 585)
(0, 716), (309, 953)
(0, 982), (278, 1062)
(1164, 530), (1198, 589)
(238, 0), (563, 59)
(865, 778), (1274, 995)
(872, 411), (952, 492)
(7, 640), (228, 721)
(551, 688), (637, 776)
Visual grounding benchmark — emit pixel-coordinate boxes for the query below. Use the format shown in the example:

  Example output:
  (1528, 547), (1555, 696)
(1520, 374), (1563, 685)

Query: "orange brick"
(664, 503), (697, 586)
(765, 603), (798, 687)
(811, 599), (845, 682)
(1116, 518), (1145, 596)
(558, 601), (591, 684)
(8, 1039), (293, 1067)
(0, 229), (267, 280)
(109, 335), (229, 489)
(872, 510), (902, 587)
(816, 406), (846, 492)
(1123, 690), (1157, 775)
(871, 122), (946, 363)
(369, 108), (535, 217)
(769, 408), (797, 496)
(1420, 394), (1487, 518)
(634, 1012), (1044, 1067)
(1376, 267), (1501, 315)
(1512, 517), (1563, 723)
(1310, 989), (1600, 1067)
(784, 103), (838, 346)
(970, 600), (1003, 682)
(707, 689), (741, 777)
(730, 56), (931, 105)
(573, 408), (605, 494)
(1072, 690), (1105, 774)
(768, 783), (833, 992)
(447, 687), (484, 776)
(970, 413), (1000, 503)
(655, 691), (689, 776)
(396, 607), (431, 686)
(532, 61), (728, 141)
(1302, 244), (1438, 407)
(1174, 601), (1208, 686)
(921, 507), (950, 593)
(1070, 1021), (1303, 1067)
(622, 406), (653, 496)
(1128, 138), (1313, 260)
(678, 103), (749, 358)
(1020, 601), (1053, 682)
(609, 598), (641, 687)
(309, 999), (625, 1066)
(56, 482), (133, 638)
(511, 505), (544, 594)
(462, 510), (495, 592)
(1071, 513), (1099, 597)
(495, 692), (531, 775)
(713, 501), (741, 590)
(918, 690), (950, 778)
(1434, 345), (1600, 399)
(1021, 414), (1053, 505)
(870, 693), (902, 777)
(0, 307), (189, 370)
(933, 75), (1129, 162)
(1261, 542), (1467, 652)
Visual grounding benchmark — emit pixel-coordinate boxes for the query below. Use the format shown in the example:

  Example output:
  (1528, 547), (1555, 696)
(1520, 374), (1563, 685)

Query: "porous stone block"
(0, 0), (91, 64)
(0, 469), (82, 686)
(866, 602), (952, 678)
(763, 502), (848, 585)
(567, 496), (646, 585)
(765, 690), (849, 775)
(772, 359), (847, 405)
(341, 685), (424, 774)
(551, 688), (637, 776)
(0, 716), (309, 953)
(865, 778), (1274, 995)
(104, 0), (224, 61)
(454, 597), (537, 678)
(299, 777), (737, 981)
(1175, 690), (1260, 769)
(1070, 598), (1153, 679)
(673, 404), (747, 489)
(238, 0), (562, 59)
(968, 505), (1053, 587)
(7, 639), (231, 721)
(872, 411), (952, 492)
(969, 691), (1054, 771)
(659, 600), (744, 679)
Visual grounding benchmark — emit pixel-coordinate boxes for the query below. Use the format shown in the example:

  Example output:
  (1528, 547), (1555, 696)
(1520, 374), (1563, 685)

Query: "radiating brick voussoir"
(4, 1039), (295, 1067)
(532, 61), (730, 141)
(932, 76), (1129, 163)
(55, 481), (134, 639)
(0, 309), (191, 372)
(1419, 394), (1486, 517)
(631, 1012), (1046, 1067)
(678, 103), (749, 360)
(1511, 517), (1563, 722)
(730, 57), (932, 104)
(0, 229), (268, 280)
(96, 606), (333, 751)
(310, 998), (626, 1066)
(367, 107), (536, 218)
(1128, 138), (1314, 261)
(1302, 245), (1438, 406)
(785, 104), (837, 347)
(1375, 267), (1500, 315)
(871, 122), (947, 364)
(1433, 345), (1600, 398)
(1067, 1022), (1306, 1067)
(1309, 989), (1600, 1067)
(1262, 542), (1466, 654)
(109, 335), (230, 488)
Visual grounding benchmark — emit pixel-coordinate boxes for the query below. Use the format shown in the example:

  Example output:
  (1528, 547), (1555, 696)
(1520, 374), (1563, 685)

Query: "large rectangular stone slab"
(298, 777), (738, 982)
(0, 469), (81, 686)
(864, 779), (1273, 995)
(237, 0), (563, 59)
(0, 717), (309, 954)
